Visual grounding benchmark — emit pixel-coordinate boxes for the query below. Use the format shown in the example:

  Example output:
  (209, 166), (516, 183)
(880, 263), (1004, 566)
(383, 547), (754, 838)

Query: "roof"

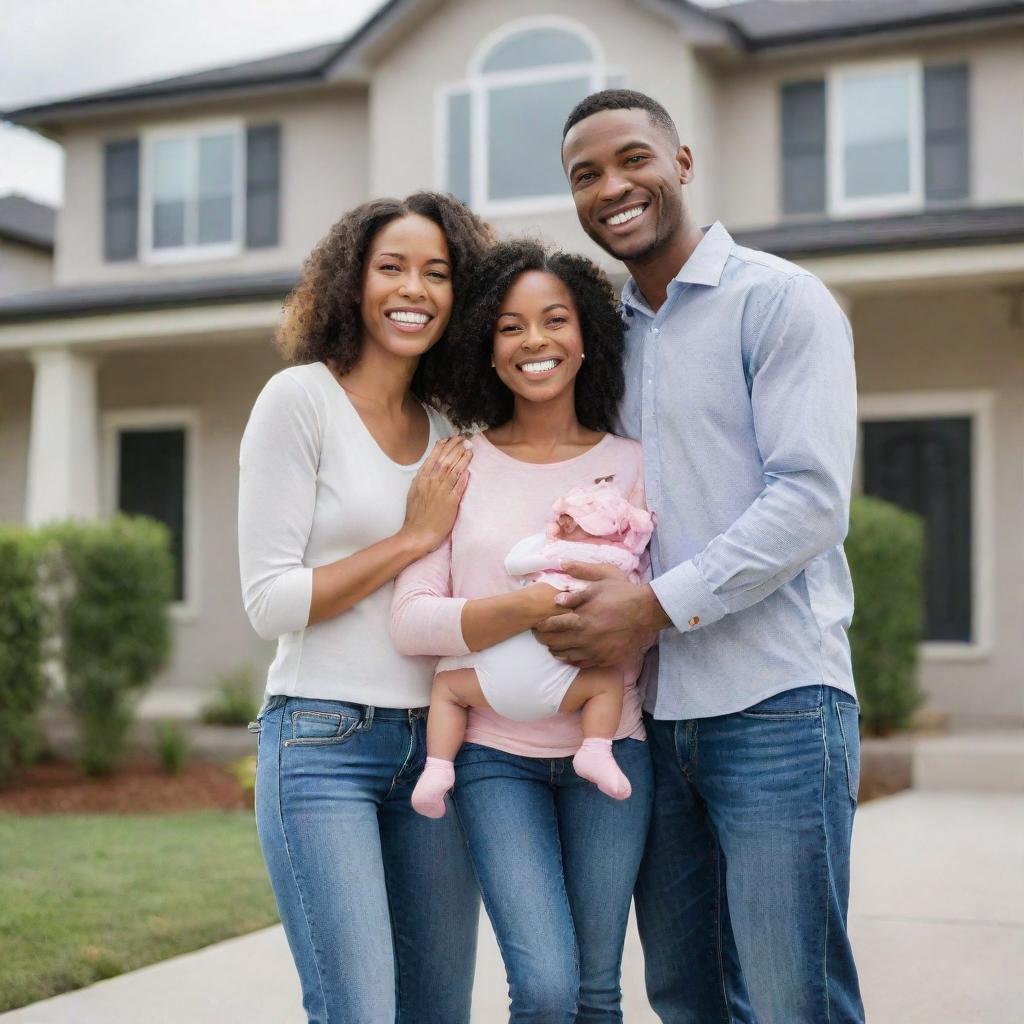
(721, 0), (1024, 51)
(0, 269), (296, 323)
(1, 205), (1022, 323)
(0, 194), (56, 251)
(6, 0), (1023, 127)
(732, 204), (1024, 259)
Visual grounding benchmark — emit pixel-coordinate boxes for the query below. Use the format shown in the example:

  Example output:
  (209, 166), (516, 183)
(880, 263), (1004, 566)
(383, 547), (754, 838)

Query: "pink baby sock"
(412, 757), (456, 818)
(573, 739), (632, 800)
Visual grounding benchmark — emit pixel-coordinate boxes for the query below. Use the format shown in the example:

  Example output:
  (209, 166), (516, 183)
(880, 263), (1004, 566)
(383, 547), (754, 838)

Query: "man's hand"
(533, 562), (671, 667)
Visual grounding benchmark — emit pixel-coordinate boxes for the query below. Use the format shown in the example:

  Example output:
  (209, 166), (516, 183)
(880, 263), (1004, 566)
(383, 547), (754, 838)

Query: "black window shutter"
(924, 64), (970, 203)
(781, 80), (826, 216)
(246, 123), (281, 248)
(103, 138), (139, 261)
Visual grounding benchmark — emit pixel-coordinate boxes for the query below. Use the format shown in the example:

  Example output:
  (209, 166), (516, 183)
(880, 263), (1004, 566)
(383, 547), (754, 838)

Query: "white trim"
(139, 118), (246, 264)
(856, 389), (995, 661)
(828, 60), (924, 218)
(438, 16), (607, 215)
(467, 15), (605, 76)
(102, 407), (201, 622)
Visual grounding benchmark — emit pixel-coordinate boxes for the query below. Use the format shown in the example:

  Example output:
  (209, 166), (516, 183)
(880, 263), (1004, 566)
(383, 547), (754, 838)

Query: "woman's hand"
(400, 435), (473, 556)
(520, 582), (567, 627)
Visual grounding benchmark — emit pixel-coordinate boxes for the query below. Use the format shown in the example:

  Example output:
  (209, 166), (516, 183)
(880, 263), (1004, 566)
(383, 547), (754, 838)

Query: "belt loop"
(362, 705), (375, 730)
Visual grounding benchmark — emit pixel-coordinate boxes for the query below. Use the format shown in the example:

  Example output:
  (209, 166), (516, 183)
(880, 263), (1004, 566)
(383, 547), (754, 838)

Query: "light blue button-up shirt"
(618, 222), (857, 719)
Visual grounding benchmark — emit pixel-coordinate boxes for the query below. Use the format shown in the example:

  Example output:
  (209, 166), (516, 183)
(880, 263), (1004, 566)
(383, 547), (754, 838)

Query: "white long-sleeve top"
(238, 360), (452, 707)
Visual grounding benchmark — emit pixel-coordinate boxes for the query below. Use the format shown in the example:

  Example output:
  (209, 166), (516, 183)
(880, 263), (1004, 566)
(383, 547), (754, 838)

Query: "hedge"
(0, 528), (49, 784)
(846, 495), (925, 735)
(42, 516), (174, 775)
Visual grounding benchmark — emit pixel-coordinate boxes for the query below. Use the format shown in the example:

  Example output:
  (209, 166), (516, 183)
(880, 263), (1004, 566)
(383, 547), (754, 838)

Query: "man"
(539, 89), (865, 1023)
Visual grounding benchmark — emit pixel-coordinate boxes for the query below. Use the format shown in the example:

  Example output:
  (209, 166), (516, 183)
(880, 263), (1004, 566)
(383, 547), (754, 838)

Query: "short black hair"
(562, 89), (679, 147)
(434, 240), (624, 432)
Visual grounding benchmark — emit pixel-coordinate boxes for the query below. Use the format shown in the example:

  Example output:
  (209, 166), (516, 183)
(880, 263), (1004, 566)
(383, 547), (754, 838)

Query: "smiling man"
(540, 89), (866, 1023)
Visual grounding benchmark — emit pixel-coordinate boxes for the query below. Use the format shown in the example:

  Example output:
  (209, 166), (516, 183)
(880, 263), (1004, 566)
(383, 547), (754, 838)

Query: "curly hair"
(435, 240), (625, 432)
(276, 192), (493, 402)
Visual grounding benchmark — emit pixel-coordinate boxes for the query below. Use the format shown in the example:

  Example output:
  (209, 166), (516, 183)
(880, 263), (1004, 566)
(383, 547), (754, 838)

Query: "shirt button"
(688, 615), (700, 627)
(652, 328), (660, 335)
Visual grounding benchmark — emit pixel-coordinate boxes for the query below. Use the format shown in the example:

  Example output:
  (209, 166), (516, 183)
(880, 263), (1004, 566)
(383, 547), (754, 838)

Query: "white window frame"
(102, 407), (201, 622)
(139, 118), (245, 264)
(828, 60), (925, 218)
(856, 390), (994, 661)
(437, 16), (612, 217)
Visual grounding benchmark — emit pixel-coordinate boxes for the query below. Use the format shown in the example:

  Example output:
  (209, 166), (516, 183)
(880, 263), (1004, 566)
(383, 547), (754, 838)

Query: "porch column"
(25, 346), (101, 525)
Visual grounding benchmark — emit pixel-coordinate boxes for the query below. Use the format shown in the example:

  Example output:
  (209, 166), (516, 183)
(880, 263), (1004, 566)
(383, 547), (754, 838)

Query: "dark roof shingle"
(0, 194), (56, 251)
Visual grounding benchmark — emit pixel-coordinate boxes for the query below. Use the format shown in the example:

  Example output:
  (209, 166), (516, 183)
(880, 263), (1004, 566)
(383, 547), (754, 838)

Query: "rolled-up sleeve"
(238, 373), (317, 641)
(651, 274), (856, 633)
(391, 538), (470, 657)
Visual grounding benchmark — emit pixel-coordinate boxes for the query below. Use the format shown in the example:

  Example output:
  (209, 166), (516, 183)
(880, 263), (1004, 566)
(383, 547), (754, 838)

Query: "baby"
(412, 481), (654, 818)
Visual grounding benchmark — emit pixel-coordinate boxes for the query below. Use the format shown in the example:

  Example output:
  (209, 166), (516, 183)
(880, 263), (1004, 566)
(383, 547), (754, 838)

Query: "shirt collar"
(621, 221), (733, 314)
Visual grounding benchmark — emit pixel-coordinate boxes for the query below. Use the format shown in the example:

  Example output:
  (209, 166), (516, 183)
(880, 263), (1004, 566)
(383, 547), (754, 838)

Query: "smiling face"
(360, 213), (453, 361)
(562, 107), (692, 265)
(492, 270), (585, 410)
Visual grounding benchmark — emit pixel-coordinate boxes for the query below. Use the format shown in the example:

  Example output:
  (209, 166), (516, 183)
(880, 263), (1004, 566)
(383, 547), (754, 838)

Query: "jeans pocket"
(284, 709), (361, 747)
(739, 685), (824, 720)
(836, 701), (861, 802)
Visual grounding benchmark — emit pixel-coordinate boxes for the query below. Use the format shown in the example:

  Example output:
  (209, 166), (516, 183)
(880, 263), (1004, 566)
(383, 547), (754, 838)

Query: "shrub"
(156, 722), (190, 776)
(200, 664), (260, 726)
(0, 528), (48, 784)
(846, 495), (925, 735)
(43, 516), (174, 775)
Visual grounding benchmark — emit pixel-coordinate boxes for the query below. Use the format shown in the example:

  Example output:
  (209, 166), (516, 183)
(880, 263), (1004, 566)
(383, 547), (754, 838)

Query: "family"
(238, 90), (865, 1024)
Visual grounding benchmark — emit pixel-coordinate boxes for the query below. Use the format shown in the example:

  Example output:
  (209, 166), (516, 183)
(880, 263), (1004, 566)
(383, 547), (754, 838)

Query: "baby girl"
(412, 480), (654, 817)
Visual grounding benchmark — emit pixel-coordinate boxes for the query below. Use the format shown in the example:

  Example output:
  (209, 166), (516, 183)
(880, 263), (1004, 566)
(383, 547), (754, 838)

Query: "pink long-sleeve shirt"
(391, 431), (647, 758)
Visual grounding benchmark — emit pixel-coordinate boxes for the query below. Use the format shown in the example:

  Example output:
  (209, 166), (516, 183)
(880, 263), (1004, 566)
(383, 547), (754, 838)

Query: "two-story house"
(1, 0), (1021, 725)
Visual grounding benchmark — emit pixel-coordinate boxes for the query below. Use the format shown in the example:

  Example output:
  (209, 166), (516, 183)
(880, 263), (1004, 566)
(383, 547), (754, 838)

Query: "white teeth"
(521, 359), (558, 373)
(607, 205), (646, 226)
(388, 311), (429, 324)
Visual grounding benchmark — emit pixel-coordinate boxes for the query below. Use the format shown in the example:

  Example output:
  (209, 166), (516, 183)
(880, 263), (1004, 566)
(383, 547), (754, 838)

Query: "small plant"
(200, 664), (260, 726)
(230, 755), (257, 806)
(0, 528), (48, 784)
(846, 495), (926, 735)
(42, 516), (174, 775)
(156, 722), (189, 776)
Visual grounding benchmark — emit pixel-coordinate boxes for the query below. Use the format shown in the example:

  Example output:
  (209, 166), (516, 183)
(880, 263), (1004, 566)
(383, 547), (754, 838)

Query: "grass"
(0, 811), (278, 1012)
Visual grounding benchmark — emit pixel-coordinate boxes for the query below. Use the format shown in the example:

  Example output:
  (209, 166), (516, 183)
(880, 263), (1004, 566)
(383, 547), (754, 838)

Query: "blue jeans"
(634, 685), (865, 1024)
(254, 695), (479, 1024)
(453, 737), (653, 1023)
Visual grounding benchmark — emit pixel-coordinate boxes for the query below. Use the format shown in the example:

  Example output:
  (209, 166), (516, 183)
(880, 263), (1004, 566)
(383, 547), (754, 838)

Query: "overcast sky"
(0, 0), (741, 207)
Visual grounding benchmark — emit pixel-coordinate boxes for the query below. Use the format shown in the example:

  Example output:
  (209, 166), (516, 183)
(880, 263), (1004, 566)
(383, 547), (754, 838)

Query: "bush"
(846, 495), (925, 735)
(200, 664), (260, 726)
(156, 722), (190, 775)
(43, 516), (174, 775)
(0, 528), (48, 784)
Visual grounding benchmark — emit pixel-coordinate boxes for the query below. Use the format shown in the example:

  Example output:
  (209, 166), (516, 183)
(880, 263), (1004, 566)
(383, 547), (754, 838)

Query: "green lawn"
(0, 812), (279, 1012)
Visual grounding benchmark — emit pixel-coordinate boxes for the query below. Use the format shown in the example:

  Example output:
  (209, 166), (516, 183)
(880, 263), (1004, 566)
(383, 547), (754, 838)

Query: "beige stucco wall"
(853, 285), (1024, 726)
(0, 239), (53, 295)
(0, 360), (32, 522)
(369, 0), (717, 273)
(96, 337), (285, 700)
(55, 88), (369, 287)
(717, 28), (1024, 230)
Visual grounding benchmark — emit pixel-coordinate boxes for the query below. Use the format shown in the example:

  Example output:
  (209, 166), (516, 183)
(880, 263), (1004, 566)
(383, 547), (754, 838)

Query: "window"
(829, 63), (923, 215)
(780, 62), (969, 218)
(441, 18), (615, 214)
(141, 122), (244, 261)
(104, 410), (198, 613)
(858, 391), (993, 658)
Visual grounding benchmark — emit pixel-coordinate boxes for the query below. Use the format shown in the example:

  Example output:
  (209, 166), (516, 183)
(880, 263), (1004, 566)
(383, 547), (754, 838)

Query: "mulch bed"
(0, 758), (250, 815)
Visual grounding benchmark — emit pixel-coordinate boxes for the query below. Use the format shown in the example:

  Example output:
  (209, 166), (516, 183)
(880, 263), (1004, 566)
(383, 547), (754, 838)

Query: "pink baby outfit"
(391, 432), (648, 757)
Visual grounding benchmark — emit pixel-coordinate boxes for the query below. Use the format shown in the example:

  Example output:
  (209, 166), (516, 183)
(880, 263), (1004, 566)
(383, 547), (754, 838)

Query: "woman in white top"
(239, 193), (492, 1024)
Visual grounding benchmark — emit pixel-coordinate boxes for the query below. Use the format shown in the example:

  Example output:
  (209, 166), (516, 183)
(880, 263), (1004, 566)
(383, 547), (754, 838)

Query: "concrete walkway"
(4, 792), (1022, 1023)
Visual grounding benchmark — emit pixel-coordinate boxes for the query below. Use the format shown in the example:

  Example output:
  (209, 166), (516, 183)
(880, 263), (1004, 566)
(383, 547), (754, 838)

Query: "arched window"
(441, 18), (620, 213)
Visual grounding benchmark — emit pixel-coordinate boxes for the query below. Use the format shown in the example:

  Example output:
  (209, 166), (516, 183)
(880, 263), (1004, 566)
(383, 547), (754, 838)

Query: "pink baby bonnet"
(547, 481), (654, 555)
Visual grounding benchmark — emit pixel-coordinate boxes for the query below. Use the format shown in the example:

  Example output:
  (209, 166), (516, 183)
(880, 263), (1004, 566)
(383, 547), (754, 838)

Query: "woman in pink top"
(392, 241), (653, 1023)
